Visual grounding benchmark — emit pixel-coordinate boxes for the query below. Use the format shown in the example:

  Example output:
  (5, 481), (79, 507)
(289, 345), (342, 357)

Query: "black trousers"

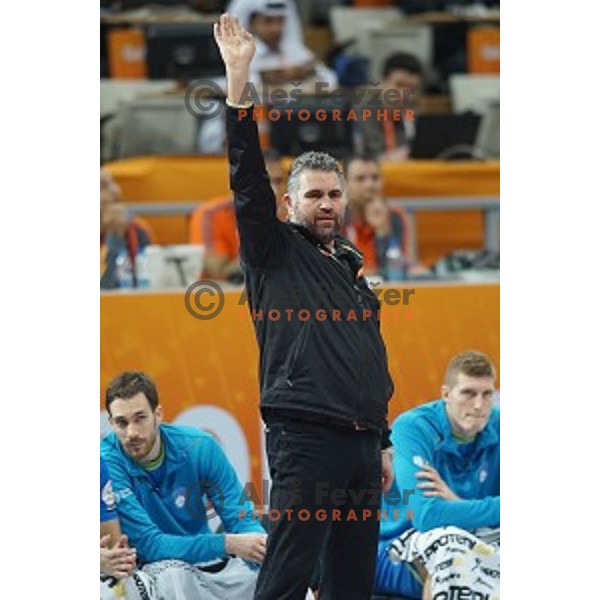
(254, 418), (382, 600)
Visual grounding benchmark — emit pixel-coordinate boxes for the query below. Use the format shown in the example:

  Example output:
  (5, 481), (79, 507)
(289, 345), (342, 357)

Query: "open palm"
(214, 14), (256, 70)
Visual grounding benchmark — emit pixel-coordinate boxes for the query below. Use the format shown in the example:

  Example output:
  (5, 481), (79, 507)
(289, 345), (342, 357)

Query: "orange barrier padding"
(468, 27), (500, 74)
(108, 28), (148, 79)
(101, 283), (499, 491)
(106, 158), (499, 265)
(107, 156), (231, 203)
(381, 160), (500, 264)
(107, 156), (231, 247)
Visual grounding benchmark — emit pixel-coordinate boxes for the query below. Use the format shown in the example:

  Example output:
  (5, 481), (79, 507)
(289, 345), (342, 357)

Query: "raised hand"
(214, 13), (256, 72)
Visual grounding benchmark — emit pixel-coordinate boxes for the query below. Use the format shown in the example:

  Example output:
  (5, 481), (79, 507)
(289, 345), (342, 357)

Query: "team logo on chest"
(479, 464), (488, 483)
(173, 487), (187, 509)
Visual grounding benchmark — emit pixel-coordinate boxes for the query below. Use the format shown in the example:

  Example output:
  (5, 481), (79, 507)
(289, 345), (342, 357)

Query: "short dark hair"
(105, 371), (159, 415)
(343, 153), (380, 175)
(382, 52), (423, 79)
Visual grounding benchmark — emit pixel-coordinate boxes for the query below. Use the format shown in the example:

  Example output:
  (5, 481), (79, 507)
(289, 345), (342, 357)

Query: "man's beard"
(299, 217), (339, 245)
(289, 198), (344, 244)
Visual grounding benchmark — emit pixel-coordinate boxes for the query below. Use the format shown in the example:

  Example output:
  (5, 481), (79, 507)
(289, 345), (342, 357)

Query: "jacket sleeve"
(381, 426), (392, 450)
(226, 105), (286, 268)
(392, 420), (500, 532)
(103, 454), (230, 564)
(196, 435), (266, 536)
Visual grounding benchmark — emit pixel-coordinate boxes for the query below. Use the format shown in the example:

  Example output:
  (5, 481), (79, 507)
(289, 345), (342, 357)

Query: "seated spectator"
(100, 456), (155, 599)
(101, 371), (266, 599)
(101, 168), (122, 224)
(343, 155), (423, 279)
(189, 149), (286, 281)
(375, 351), (500, 599)
(100, 169), (155, 290)
(227, 0), (337, 89)
(354, 52), (423, 161)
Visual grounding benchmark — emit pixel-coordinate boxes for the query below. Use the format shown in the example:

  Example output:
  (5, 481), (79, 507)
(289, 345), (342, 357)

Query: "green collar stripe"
(137, 442), (165, 471)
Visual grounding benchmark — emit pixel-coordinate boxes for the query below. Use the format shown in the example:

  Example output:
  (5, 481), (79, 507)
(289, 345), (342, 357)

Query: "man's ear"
(155, 405), (164, 425)
(283, 193), (293, 215)
(441, 385), (450, 402)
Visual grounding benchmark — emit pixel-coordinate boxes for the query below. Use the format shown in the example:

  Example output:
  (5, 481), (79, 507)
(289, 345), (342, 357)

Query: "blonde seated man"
(375, 351), (500, 599)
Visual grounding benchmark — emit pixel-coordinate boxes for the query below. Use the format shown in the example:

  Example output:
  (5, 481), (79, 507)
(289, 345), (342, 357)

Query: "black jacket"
(227, 106), (394, 446)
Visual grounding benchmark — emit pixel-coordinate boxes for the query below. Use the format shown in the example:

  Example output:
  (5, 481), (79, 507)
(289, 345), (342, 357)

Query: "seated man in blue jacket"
(375, 351), (500, 598)
(101, 371), (267, 599)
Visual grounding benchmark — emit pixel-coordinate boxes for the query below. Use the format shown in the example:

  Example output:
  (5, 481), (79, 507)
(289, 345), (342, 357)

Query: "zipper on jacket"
(353, 282), (369, 427)
(286, 322), (309, 388)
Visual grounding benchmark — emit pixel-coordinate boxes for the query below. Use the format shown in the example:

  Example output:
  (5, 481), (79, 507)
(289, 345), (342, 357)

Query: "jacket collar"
(289, 223), (364, 274)
(289, 222), (337, 250)
(104, 424), (187, 479)
(434, 400), (499, 456)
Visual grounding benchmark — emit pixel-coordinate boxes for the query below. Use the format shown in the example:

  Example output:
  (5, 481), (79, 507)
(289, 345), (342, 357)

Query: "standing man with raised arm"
(214, 14), (395, 600)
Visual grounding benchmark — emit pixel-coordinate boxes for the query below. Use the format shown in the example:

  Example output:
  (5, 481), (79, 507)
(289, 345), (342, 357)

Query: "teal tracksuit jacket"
(380, 399), (500, 540)
(375, 400), (500, 597)
(101, 423), (265, 564)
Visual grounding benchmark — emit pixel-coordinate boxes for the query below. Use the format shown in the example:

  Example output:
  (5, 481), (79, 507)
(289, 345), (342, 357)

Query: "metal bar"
(127, 201), (201, 216)
(125, 196), (501, 255)
(387, 197), (500, 257)
(388, 197), (500, 212)
(405, 212), (418, 262)
(126, 196), (500, 217)
(484, 208), (500, 252)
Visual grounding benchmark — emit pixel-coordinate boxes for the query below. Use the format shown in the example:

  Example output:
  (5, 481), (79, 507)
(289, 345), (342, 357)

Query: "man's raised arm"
(214, 14), (283, 268)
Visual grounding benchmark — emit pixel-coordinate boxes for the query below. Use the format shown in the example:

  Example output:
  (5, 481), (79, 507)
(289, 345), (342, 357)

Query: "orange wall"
(106, 158), (500, 265)
(101, 283), (499, 489)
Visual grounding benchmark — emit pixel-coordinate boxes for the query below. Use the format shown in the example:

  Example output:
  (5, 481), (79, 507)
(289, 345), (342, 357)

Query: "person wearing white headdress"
(226, 0), (337, 90)
(227, 0), (304, 48)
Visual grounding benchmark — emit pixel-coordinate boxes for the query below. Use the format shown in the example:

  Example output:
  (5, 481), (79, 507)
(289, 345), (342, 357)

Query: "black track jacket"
(226, 105), (394, 447)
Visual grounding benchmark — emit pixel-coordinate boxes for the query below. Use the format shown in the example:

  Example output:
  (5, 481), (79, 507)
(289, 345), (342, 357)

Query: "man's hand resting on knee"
(225, 533), (267, 564)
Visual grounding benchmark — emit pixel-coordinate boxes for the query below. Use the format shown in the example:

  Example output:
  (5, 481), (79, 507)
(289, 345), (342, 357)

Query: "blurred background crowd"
(100, 0), (499, 290)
